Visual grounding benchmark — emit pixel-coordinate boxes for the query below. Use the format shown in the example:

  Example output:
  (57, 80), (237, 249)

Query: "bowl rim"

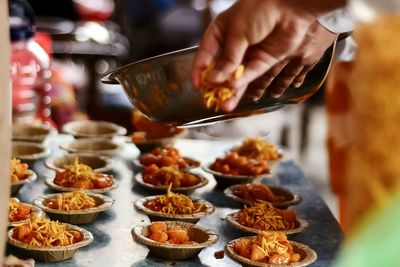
(135, 172), (208, 193)
(223, 184), (302, 208)
(59, 138), (121, 154)
(225, 236), (317, 267)
(8, 202), (44, 227)
(134, 195), (215, 220)
(133, 156), (200, 171)
(33, 192), (114, 215)
(202, 164), (273, 180)
(131, 220), (219, 249)
(226, 212), (308, 235)
(45, 153), (113, 173)
(62, 120), (127, 138)
(12, 141), (51, 160)
(11, 169), (37, 186)
(12, 124), (57, 142)
(8, 223), (93, 252)
(44, 176), (119, 194)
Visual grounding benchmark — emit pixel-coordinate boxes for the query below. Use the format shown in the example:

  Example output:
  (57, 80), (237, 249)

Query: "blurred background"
(9, 0), (337, 219)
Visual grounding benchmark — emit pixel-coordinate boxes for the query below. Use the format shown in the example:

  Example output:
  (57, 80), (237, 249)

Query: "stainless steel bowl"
(102, 45), (335, 127)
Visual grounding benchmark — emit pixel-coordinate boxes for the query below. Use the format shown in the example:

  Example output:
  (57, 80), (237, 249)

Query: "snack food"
(200, 64), (244, 111)
(8, 198), (32, 223)
(232, 232), (302, 264)
(45, 191), (97, 211)
(231, 137), (282, 161)
(10, 158), (30, 182)
(235, 201), (298, 231)
(142, 165), (201, 188)
(12, 214), (83, 247)
(211, 152), (270, 176)
(54, 158), (114, 190)
(232, 184), (286, 203)
(144, 186), (207, 215)
(147, 221), (195, 244)
(139, 146), (199, 169)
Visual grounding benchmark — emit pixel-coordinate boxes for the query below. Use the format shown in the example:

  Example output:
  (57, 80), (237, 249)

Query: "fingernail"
(270, 92), (282, 99)
(294, 82), (302, 88)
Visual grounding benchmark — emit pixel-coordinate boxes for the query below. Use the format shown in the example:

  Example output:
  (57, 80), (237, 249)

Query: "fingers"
(206, 23), (249, 84)
(292, 63), (316, 88)
(192, 20), (225, 90)
(219, 85), (247, 112)
(245, 60), (289, 101)
(268, 60), (304, 98)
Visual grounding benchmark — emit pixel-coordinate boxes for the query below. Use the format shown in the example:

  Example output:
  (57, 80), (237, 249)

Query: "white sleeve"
(317, 7), (357, 34)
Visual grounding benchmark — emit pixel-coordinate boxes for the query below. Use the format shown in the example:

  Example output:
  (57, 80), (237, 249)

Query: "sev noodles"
(9, 198), (31, 222)
(235, 201), (297, 231)
(55, 158), (113, 189)
(144, 185), (206, 215)
(12, 214), (83, 247)
(200, 65), (244, 111)
(231, 137), (282, 161)
(47, 191), (97, 211)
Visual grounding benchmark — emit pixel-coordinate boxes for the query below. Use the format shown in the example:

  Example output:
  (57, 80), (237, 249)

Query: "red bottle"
(9, 0), (54, 127)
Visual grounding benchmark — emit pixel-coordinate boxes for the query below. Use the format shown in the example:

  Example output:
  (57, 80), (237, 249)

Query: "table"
(9, 137), (343, 266)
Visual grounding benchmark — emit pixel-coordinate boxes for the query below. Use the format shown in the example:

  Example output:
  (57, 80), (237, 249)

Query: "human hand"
(192, 0), (338, 112)
(247, 22), (338, 101)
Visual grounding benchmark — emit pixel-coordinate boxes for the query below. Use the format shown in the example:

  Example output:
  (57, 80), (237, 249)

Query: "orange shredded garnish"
(144, 184), (206, 215)
(200, 64), (245, 111)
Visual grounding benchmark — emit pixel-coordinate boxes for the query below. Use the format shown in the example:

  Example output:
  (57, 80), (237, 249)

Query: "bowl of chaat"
(45, 158), (118, 194)
(132, 221), (218, 260)
(134, 186), (214, 223)
(8, 214), (93, 262)
(203, 151), (272, 188)
(34, 191), (113, 224)
(224, 183), (301, 209)
(134, 146), (200, 171)
(226, 201), (308, 235)
(226, 232), (317, 267)
(135, 165), (208, 195)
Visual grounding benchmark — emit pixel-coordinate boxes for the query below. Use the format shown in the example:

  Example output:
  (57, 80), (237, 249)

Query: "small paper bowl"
(60, 138), (121, 156)
(12, 124), (57, 143)
(202, 165), (272, 189)
(135, 172), (208, 195)
(226, 212), (308, 235)
(8, 204), (44, 227)
(44, 177), (119, 194)
(62, 120), (127, 139)
(224, 184), (302, 209)
(132, 221), (219, 260)
(12, 142), (51, 163)
(45, 153), (113, 173)
(8, 224), (93, 262)
(133, 156), (200, 171)
(11, 170), (37, 195)
(225, 237), (317, 267)
(130, 130), (187, 153)
(134, 196), (215, 223)
(33, 192), (113, 224)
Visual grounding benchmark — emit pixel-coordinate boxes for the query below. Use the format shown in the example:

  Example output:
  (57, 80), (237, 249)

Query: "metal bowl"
(101, 45), (335, 127)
